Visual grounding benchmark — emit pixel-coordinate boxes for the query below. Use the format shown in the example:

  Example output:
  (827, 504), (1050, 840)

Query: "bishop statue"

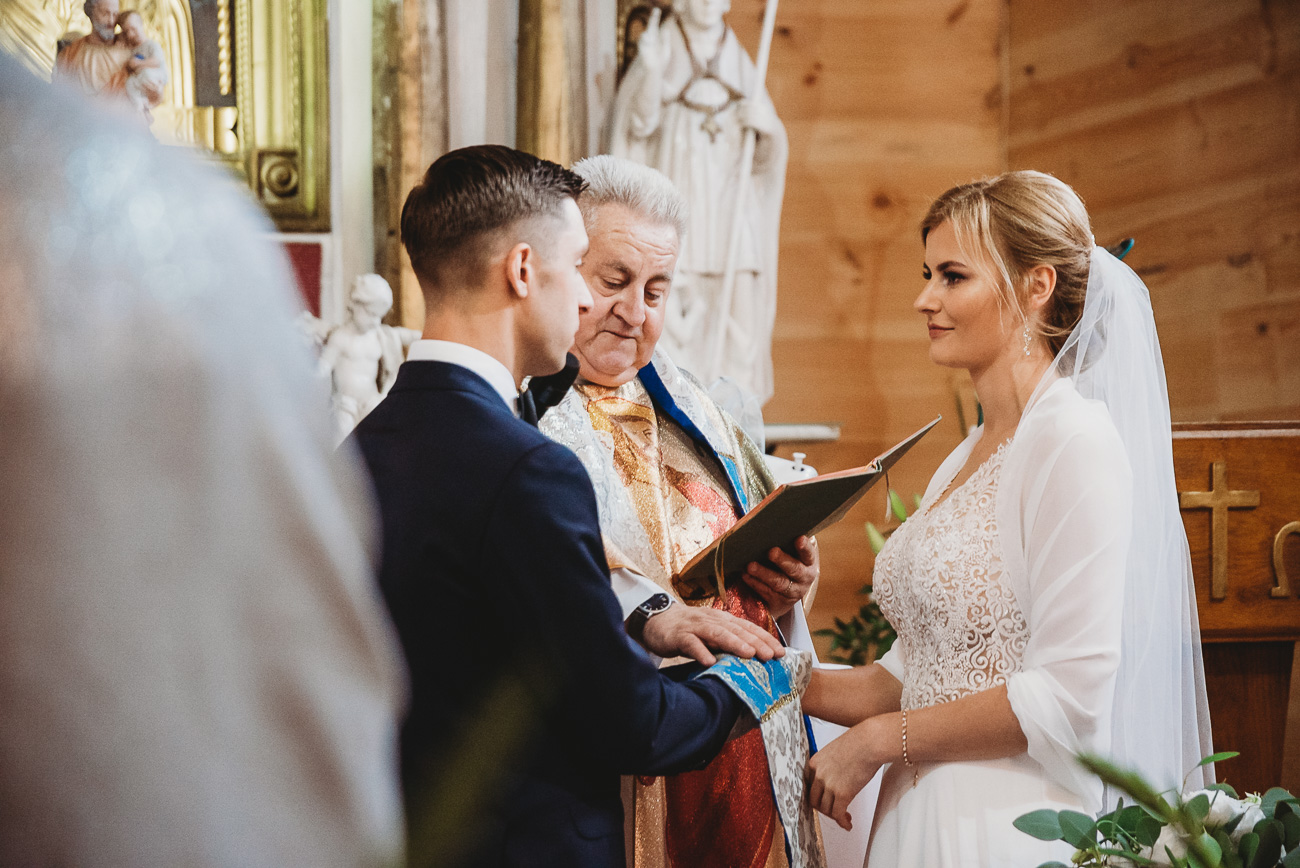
(609, 0), (787, 403)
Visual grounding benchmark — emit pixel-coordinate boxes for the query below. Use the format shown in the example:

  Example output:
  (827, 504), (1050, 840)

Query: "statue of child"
(318, 274), (419, 439)
(116, 10), (167, 123)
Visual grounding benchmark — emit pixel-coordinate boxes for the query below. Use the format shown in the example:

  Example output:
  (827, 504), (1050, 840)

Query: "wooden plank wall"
(1007, 0), (1300, 423)
(726, 0), (1006, 651)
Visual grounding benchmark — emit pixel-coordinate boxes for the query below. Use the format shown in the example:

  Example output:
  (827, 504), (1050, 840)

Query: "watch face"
(643, 592), (672, 614)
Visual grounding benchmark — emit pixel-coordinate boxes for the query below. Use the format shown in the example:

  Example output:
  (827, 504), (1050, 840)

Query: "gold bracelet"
(901, 709), (919, 788)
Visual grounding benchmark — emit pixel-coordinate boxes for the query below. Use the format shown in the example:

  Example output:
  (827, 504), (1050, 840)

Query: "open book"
(672, 417), (942, 602)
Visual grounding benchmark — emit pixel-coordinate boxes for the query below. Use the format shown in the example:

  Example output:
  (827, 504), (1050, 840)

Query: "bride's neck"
(970, 349), (1053, 439)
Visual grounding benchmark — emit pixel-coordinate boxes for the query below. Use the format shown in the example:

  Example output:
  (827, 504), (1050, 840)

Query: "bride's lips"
(927, 324), (953, 339)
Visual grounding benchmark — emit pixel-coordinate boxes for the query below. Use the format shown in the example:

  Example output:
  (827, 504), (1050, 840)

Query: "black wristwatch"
(626, 592), (673, 638)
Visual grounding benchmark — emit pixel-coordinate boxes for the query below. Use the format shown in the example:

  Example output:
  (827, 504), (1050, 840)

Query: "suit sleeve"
(480, 441), (742, 776)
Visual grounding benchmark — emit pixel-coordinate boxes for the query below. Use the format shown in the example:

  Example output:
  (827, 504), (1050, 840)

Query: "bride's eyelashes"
(921, 264), (971, 287)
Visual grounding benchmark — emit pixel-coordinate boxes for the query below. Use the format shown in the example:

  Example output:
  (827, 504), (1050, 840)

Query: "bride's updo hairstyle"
(921, 170), (1092, 357)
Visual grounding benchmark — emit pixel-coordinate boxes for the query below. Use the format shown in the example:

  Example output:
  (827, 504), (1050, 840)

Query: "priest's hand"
(742, 535), (818, 619)
(639, 603), (784, 667)
(805, 715), (887, 832)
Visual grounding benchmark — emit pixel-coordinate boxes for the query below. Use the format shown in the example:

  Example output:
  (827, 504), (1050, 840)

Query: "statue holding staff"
(609, 0), (787, 403)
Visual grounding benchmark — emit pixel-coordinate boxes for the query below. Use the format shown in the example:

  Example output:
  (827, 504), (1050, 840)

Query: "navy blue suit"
(352, 361), (742, 867)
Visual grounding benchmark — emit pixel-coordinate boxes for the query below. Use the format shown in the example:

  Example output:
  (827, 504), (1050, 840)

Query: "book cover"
(672, 417), (941, 602)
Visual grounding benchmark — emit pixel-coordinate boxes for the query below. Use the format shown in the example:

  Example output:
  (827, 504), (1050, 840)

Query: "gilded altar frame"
(0, 0), (330, 232)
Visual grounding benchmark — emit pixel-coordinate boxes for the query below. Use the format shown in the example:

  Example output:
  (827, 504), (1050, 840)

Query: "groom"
(351, 145), (779, 867)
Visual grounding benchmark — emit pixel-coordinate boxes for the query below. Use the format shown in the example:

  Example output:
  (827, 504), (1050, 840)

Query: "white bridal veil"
(1003, 246), (1215, 809)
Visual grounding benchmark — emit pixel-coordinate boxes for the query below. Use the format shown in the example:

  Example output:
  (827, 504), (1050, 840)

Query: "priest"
(540, 155), (816, 868)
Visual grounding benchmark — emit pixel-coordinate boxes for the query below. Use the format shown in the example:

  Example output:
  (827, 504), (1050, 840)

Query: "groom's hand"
(742, 535), (818, 618)
(639, 604), (784, 667)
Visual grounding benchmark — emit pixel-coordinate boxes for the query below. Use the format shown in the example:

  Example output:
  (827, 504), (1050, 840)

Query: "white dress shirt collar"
(405, 340), (519, 415)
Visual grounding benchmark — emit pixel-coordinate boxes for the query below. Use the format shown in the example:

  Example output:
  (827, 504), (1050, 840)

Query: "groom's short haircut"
(401, 145), (586, 306)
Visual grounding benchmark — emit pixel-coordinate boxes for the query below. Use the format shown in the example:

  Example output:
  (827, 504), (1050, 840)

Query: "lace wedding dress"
(865, 439), (1079, 867)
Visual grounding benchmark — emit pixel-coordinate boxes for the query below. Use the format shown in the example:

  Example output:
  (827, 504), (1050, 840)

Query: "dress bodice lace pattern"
(873, 441), (1029, 711)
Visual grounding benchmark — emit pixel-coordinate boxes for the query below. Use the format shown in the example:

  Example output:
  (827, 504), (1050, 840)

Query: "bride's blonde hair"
(921, 170), (1092, 356)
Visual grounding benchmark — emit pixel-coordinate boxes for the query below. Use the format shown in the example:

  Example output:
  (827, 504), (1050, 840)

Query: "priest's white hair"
(571, 154), (687, 239)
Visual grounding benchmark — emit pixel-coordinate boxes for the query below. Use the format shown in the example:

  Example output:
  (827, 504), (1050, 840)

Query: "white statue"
(609, 0), (787, 403)
(314, 274), (419, 438)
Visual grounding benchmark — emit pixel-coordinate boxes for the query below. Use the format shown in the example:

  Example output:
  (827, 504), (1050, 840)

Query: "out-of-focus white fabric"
(0, 55), (406, 867)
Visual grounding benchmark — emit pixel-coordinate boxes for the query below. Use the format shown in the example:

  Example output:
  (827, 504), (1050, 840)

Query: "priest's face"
(915, 220), (1016, 375)
(677, 0), (730, 31)
(572, 203), (678, 387)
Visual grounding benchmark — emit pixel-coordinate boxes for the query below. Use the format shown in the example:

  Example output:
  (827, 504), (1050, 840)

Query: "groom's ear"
(503, 242), (535, 300)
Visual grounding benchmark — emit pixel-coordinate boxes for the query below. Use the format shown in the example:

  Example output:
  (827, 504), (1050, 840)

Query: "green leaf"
(1187, 831), (1222, 868)
(1137, 815), (1166, 847)
(889, 489), (908, 522)
(912, 493), (924, 510)
(1096, 847), (1158, 865)
(1114, 804), (1147, 834)
(1033, 863), (1072, 868)
(1079, 753), (1175, 820)
(1281, 810), (1300, 850)
(1199, 752), (1241, 768)
(1186, 792), (1212, 825)
(1058, 810), (1098, 850)
(1216, 830), (1243, 868)
(1207, 782), (1241, 800)
(1213, 830), (1236, 866)
(1014, 809), (1064, 842)
(865, 522), (887, 553)
(1262, 788), (1296, 818)
(1248, 820), (1282, 868)
(1280, 843), (1300, 867)
(1235, 831), (1257, 865)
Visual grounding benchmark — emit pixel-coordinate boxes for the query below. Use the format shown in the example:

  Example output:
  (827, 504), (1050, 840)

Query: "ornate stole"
(700, 650), (826, 868)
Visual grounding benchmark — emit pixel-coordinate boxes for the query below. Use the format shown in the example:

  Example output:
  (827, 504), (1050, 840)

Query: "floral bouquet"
(1014, 752), (1300, 868)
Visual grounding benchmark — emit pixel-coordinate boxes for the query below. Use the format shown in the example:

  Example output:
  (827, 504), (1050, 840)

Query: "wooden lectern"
(1175, 422), (1300, 795)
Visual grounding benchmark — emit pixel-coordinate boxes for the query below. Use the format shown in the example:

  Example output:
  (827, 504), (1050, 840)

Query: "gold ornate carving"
(258, 150), (301, 200)
(1179, 460), (1262, 600)
(0, 0), (328, 232)
(217, 0), (231, 96)
(1274, 521), (1300, 599)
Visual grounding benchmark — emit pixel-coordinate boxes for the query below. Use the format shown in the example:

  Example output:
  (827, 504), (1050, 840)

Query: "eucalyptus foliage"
(1015, 751), (1300, 868)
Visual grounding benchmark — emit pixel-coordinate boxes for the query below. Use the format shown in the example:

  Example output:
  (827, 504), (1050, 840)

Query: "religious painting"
(0, 0), (329, 232)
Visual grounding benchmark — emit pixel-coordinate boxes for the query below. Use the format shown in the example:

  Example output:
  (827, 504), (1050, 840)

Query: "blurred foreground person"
(0, 56), (405, 867)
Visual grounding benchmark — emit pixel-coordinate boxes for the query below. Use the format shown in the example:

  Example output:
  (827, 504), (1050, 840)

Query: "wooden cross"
(1179, 460), (1261, 600)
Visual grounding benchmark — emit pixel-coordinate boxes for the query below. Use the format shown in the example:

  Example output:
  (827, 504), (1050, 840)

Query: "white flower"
(1186, 789), (1246, 828)
(1230, 805), (1265, 844)
(1146, 824), (1189, 867)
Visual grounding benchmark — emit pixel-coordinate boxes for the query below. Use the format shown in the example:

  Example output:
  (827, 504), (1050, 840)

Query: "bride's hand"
(804, 716), (887, 831)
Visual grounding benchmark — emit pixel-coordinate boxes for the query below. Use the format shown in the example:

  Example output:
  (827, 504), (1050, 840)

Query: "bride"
(801, 171), (1215, 865)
